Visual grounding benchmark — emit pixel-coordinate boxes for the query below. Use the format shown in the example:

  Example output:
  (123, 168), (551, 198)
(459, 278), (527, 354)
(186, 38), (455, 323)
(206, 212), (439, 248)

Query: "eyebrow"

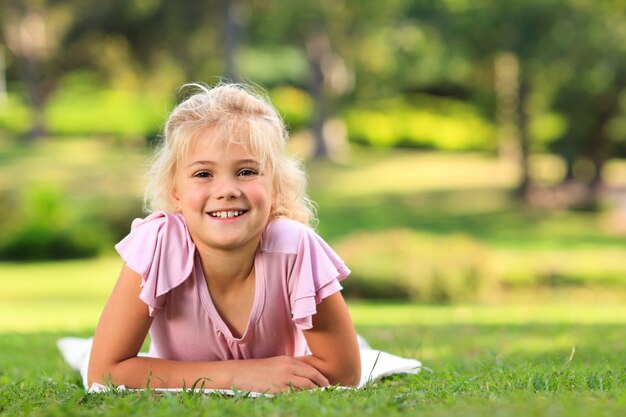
(186, 159), (260, 168)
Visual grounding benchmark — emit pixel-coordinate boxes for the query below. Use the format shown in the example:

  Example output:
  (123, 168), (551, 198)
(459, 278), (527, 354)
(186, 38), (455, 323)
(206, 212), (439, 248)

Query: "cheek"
(180, 184), (209, 208)
(249, 183), (273, 210)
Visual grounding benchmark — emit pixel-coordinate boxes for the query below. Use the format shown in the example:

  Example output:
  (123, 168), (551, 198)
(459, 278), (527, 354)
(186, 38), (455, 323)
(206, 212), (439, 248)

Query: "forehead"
(185, 125), (254, 157)
(182, 126), (278, 175)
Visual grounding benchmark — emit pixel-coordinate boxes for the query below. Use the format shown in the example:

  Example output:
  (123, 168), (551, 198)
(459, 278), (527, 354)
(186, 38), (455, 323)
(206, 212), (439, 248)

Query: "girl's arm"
(299, 292), (361, 386)
(88, 264), (329, 393)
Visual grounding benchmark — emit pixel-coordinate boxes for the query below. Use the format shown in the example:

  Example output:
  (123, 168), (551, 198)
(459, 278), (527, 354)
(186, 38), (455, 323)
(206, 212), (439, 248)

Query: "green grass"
(2, 259), (626, 416)
(2, 305), (626, 415)
(0, 257), (118, 332)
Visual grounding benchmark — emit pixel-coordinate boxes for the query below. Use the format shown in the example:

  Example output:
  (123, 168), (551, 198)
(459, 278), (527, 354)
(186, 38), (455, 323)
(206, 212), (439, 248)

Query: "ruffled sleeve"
(288, 225), (351, 330)
(114, 211), (196, 316)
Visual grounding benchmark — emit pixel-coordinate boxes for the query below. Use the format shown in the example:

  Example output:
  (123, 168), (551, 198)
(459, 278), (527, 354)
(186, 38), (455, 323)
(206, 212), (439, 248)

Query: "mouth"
(207, 210), (247, 219)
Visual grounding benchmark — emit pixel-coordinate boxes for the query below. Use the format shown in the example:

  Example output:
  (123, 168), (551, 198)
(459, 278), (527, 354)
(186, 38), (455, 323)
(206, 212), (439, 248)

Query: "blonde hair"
(144, 82), (316, 225)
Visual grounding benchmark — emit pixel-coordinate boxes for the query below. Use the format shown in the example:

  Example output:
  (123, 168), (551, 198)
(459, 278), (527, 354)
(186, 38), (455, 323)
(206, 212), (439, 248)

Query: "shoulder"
(261, 218), (313, 255)
(129, 211), (187, 233)
(116, 211), (196, 316)
(120, 211), (189, 245)
(115, 211), (194, 274)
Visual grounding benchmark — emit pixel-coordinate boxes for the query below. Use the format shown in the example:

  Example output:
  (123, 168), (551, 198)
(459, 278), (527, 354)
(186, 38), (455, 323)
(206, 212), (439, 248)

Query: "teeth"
(210, 210), (243, 218)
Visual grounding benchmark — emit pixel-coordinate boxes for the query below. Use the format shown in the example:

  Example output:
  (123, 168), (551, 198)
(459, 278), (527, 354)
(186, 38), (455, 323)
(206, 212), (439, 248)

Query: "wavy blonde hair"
(144, 82), (316, 225)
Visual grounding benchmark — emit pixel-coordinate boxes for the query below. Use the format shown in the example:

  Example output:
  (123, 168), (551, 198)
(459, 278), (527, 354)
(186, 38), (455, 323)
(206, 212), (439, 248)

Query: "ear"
(170, 186), (182, 211)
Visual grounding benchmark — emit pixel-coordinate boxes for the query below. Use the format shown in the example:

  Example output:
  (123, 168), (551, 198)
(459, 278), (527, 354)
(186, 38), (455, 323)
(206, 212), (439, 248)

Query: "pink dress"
(115, 212), (350, 361)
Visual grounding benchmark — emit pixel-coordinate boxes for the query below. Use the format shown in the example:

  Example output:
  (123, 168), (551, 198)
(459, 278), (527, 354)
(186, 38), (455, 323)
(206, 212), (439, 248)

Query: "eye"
(237, 168), (258, 177)
(193, 171), (212, 178)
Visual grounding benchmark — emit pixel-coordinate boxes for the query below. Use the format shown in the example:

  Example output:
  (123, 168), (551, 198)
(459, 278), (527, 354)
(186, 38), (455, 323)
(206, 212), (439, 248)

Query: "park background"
(1, 1), (626, 416)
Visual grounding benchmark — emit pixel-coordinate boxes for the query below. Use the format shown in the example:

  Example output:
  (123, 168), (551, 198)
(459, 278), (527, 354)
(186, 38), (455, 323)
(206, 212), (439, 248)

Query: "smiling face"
(171, 126), (274, 254)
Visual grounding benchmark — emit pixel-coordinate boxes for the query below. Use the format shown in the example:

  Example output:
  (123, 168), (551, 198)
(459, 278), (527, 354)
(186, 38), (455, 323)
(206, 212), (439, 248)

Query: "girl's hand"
(229, 356), (329, 394)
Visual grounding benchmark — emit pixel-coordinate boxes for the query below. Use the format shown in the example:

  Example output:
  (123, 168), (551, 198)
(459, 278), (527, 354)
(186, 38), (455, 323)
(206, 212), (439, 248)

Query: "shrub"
(0, 93), (32, 135)
(344, 96), (495, 151)
(0, 222), (104, 260)
(332, 228), (495, 303)
(0, 187), (110, 261)
(86, 197), (145, 243)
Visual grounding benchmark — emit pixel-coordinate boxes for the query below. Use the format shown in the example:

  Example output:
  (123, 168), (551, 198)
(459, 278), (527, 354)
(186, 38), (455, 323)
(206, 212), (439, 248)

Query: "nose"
(213, 175), (241, 200)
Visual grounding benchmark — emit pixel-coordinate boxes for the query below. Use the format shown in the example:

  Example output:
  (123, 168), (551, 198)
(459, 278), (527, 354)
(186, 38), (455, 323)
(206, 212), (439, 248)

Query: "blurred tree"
(1, 0), (233, 140)
(221, 0), (244, 82)
(247, 0), (436, 159)
(1, 0), (624, 200)
(63, 0), (222, 87)
(400, 0), (626, 206)
(549, 1), (626, 200)
(247, 0), (364, 159)
(425, 0), (569, 199)
(0, 0), (74, 140)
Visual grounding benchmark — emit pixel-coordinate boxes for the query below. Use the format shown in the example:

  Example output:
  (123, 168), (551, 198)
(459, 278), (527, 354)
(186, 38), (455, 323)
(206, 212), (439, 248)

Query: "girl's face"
(171, 127), (273, 254)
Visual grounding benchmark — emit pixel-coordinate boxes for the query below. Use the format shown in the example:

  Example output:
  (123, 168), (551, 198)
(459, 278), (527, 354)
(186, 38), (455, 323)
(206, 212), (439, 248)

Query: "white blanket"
(57, 336), (421, 395)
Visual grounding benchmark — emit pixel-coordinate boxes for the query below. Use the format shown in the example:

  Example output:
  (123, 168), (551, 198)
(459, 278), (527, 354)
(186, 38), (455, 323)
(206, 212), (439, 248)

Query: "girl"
(87, 83), (361, 394)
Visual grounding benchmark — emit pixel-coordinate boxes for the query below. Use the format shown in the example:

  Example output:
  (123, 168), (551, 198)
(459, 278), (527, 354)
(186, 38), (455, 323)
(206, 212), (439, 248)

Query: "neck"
(196, 239), (259, 290)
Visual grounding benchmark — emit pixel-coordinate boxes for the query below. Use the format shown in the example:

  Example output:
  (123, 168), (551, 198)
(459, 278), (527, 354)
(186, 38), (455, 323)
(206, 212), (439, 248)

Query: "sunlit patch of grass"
(4, 256), (626, 334)
(493, 248), (626, 287)
(0, 257), (119, 332)
(315, 192), (623, 253)
(1, 257), (119, 298)
(4, 254), (626, 333)
(310, 151), (520, 198)
(348, 302), (626, 328)
(0, 138), (146, 199)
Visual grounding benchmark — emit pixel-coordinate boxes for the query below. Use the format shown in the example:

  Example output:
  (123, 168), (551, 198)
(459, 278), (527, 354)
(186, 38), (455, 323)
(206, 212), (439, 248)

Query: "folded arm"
(88, 265), (329, 394)
(298, 291), (362, 387)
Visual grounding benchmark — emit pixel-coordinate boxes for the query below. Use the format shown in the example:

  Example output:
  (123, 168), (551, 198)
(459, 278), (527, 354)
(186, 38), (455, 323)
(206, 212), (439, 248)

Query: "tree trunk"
(495, 52), (531, 200)
(221, 0), (243, 82)
(587, 94), (620, 194)
(585, 82), (624, 200)
(4, 9), (49, 141)
(17, 50), (47, 141)
(563, 143), (575, 182)
(0, 45), (7, 110)
(495, 53), (520, 161)
(305, 31), (331, 159)
(515, 78), (531, 199)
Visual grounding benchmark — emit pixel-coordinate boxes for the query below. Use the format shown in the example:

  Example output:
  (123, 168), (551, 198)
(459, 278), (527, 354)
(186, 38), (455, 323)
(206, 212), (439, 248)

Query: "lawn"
(2, 259), (626, 416)
(1, 141), (626, 415)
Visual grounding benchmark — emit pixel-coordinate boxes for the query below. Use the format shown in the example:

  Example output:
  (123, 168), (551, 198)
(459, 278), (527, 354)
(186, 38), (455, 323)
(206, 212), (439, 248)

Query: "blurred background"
(1, 0), (625, 316)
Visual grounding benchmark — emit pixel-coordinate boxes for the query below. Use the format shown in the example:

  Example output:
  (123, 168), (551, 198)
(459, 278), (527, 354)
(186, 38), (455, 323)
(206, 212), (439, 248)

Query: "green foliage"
(333, 229), (494, 303)
(344, 97), (495, 150)
(45, 78), (171, 137)
(0, 93), (32, 136)
(239, 46), (309, 87)
(0, 137), (148, 261)
(0, 187), (109, 261)
(269, 85), (313, 131)
(83, 196), (144, 243)
(529, 112), (568, 152)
